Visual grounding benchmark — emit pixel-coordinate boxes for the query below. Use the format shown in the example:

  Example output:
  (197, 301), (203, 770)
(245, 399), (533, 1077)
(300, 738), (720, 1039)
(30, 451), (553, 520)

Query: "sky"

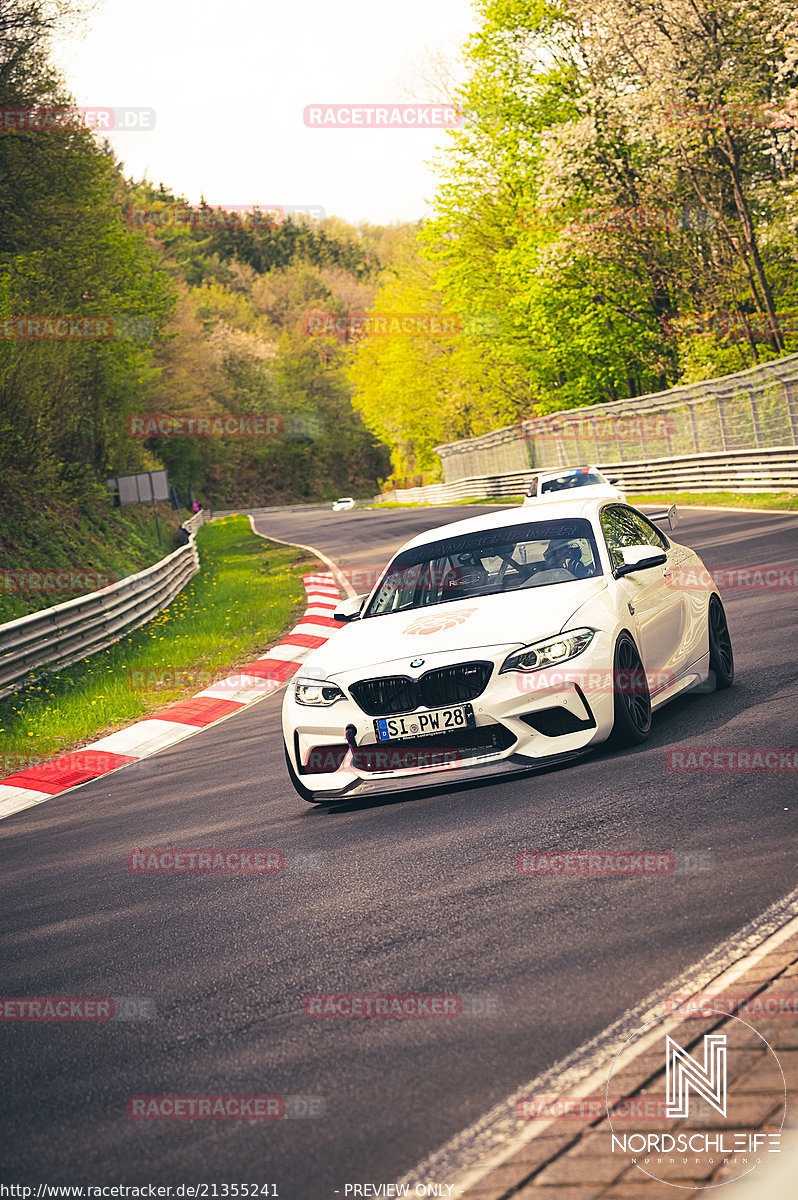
(50, 0), (477, 226)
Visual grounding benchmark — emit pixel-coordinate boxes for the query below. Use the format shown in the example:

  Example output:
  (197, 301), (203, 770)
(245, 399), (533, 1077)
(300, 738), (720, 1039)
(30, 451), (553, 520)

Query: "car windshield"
(541, 470), (605, 493)
(363, 517), (602, 618)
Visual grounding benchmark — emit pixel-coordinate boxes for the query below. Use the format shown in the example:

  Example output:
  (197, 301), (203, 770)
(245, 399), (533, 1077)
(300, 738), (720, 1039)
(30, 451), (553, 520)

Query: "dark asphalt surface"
(1, 504), (796, 1194)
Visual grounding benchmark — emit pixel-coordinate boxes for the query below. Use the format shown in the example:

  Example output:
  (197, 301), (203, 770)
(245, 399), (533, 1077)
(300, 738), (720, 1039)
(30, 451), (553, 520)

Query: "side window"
(601, 506), (668, 569)
(627, 509), (669, 550)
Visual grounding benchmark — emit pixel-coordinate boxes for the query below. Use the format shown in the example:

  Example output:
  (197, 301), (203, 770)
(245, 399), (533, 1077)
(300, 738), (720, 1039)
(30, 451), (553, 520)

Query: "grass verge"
(0, 516), (316, 766)
(373, 491), (798, 511)
(628, 491), (798, 511)
(453, 496), (525, 505)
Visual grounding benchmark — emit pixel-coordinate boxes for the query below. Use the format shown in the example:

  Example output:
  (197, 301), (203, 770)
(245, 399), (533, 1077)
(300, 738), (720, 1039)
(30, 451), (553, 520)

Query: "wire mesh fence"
(435, 354), (798, 482)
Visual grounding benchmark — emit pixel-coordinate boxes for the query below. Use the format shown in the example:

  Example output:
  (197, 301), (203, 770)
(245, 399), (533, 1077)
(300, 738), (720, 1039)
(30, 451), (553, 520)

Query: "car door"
(600, 505), (689, 687)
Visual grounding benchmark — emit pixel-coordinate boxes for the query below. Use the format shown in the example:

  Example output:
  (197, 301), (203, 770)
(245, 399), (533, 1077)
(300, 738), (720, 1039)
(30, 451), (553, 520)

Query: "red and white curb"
(0, 572), (341, 823)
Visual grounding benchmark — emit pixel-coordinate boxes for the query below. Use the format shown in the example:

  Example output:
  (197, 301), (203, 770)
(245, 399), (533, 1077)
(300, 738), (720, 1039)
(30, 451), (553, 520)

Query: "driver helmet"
(543, 539), (584, 573)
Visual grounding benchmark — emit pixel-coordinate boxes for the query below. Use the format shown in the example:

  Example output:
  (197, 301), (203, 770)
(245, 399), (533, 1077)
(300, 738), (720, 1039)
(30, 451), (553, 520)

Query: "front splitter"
(304, 748), (588, 803)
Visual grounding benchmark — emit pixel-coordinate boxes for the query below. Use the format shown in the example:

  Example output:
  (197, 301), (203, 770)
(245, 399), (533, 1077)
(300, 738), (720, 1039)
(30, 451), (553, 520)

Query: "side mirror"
(614, 545), (668, 576)
(608, 476), (622, 485)
(333, 593), (368, 622)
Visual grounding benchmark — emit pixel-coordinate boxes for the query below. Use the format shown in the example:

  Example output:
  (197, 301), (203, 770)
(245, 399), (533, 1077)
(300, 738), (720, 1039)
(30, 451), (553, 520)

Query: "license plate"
(374, 703), (475, 742)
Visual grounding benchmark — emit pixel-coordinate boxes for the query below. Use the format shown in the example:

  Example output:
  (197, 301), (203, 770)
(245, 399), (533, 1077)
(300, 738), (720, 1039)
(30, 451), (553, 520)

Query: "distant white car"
(523, 466), (625, 504)
(282, 496), (733, 803)
(332, 497), (356, 512)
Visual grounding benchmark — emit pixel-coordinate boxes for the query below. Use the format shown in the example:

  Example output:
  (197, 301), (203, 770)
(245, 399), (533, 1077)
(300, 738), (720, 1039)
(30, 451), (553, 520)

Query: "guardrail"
(0, 510), (209, 699)
(181, 509), (207, 537)
(210, 502), (336, 518)
(602, 446), (798, 494)
(374, 446), (798, 505)
(375, 474), (533, 505)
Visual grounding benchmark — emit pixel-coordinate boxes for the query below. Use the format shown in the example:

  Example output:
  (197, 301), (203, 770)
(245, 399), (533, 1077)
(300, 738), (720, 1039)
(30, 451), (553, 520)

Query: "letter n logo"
(665, 1033), (727, 1118)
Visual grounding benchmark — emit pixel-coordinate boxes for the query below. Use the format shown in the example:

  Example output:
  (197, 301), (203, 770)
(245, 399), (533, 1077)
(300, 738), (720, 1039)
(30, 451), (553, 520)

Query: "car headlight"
(294, 679), (346, 706)
(500, 628), (595, 673)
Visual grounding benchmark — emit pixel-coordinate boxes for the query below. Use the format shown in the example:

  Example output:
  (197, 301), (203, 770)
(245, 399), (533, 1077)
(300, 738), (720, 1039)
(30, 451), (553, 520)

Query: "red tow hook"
(345, 724), (358, 751)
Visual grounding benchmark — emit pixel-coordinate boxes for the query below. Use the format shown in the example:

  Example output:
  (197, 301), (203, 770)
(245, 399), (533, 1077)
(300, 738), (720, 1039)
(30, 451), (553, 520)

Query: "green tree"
(350, 0), (798, 481)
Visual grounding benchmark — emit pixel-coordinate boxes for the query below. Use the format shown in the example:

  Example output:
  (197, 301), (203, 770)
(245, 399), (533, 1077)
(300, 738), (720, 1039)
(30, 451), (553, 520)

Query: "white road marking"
(88, 719), (204, 757)
(247, 515), (357, 597)
(196, 676), (278, 702)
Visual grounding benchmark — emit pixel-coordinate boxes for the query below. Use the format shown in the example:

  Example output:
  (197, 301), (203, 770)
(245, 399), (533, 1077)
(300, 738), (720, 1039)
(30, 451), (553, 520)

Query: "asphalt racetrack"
(1, 504), (796, 1194)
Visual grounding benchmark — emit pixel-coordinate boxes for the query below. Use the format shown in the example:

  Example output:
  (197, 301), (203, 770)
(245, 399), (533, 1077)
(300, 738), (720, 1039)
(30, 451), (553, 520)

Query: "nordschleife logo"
(665, 1033), (727, 1118)
(606, 1010), (786, 1188)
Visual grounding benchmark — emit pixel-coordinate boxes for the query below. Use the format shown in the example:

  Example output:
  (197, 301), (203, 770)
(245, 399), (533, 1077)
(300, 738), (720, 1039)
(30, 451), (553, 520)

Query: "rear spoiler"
(646, 503), (679, 531)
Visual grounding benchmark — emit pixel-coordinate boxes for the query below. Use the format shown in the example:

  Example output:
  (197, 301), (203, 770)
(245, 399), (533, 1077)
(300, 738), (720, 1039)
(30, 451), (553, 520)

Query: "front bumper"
(292, 749), (589, 802)
(282, 632), (617, 797)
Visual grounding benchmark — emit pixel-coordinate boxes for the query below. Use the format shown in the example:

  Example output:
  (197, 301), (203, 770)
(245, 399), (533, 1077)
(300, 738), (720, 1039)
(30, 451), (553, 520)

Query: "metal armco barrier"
(374, 447), (798, 505)
(181, 509), (208, 536)
(602, 446), (798, 494)
(375, 474), (534, 505)
(211, 502), (335, 518)
(0, 510), (209, 699)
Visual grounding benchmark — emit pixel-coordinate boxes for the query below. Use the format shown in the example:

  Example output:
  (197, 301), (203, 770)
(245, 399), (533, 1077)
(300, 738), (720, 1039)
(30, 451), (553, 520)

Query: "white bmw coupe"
(282, 498), (733, 803)
(522, 465), (626, 504)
